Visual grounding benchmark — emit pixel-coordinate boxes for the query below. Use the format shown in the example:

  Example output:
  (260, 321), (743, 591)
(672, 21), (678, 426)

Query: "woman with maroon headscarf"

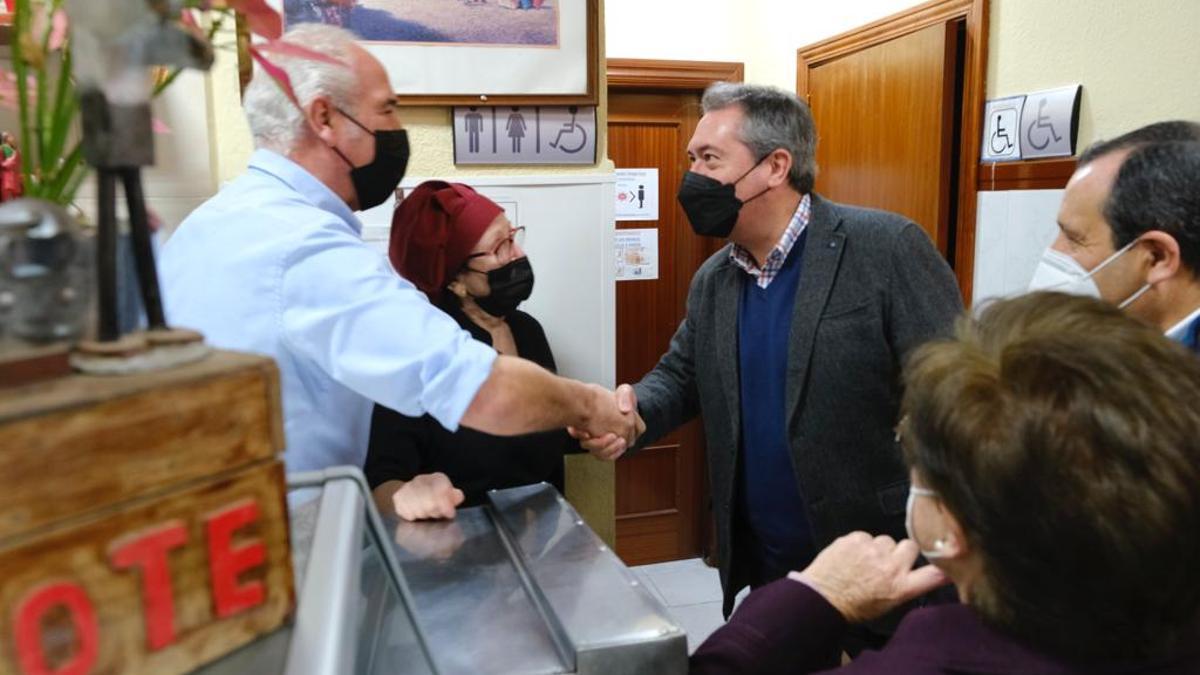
(366, 180), (580, 520)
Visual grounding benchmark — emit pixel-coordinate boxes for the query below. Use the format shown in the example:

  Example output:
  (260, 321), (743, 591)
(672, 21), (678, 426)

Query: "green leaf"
(45, 47), (75, 170)
(12, 0), (34, 183)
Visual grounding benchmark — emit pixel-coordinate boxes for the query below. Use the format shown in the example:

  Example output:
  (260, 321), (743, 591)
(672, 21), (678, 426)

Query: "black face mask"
(676, 156), (770, 238)
(468, 257), (535, 318)
(332, 108), (410, 210)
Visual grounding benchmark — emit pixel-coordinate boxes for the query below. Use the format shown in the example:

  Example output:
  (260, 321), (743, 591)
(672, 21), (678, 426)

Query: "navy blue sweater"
(737, 231), (815, 573)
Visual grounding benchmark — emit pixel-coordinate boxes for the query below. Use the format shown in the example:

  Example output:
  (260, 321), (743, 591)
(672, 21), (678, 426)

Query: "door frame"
(606, 59), (742, 564)
(608, 59), (744, 91)
(795, 0), (989, 302)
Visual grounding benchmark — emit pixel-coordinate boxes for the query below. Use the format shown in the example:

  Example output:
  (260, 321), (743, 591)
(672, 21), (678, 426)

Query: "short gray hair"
(243, 24), (360, 154)
(701, 82), (818, 193)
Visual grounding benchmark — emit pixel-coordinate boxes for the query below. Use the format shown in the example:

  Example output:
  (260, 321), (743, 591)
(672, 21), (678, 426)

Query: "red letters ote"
(11, 498), (268, 673)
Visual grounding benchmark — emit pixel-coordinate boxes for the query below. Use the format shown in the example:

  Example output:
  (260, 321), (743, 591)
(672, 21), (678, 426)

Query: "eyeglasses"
(465, 226), (526, 263)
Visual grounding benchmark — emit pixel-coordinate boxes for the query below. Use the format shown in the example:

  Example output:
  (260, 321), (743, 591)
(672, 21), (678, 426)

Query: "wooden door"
(797, 0), (991, 297)
(608, 90), (711, 565)
(806, 21), (960, 256)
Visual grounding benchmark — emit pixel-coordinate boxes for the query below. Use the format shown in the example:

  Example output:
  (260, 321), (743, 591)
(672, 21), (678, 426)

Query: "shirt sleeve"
(279, 224), (497, 431)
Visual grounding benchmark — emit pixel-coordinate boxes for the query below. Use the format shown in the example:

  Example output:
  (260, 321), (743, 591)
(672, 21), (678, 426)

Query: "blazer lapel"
(785, 195), (845, 432)
(712, 257), (742, 440)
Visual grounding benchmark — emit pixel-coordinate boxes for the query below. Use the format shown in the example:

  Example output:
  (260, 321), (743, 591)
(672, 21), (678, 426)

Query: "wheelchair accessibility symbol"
(1025, 98), (1063, 151)
(983, 103), (1021, 160)
(549, 106), (589, 154)
(990, 112), (1015, 155)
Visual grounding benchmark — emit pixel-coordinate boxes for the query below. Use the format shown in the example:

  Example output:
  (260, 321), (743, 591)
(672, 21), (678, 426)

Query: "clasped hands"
(568, 383), (643, 461)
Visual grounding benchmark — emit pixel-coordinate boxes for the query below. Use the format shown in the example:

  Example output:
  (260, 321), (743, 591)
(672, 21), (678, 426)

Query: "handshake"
(568, 383), (644, 461)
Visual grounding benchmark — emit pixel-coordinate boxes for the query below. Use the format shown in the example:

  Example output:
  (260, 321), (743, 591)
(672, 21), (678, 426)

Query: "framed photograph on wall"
(275, 0), (597, 106)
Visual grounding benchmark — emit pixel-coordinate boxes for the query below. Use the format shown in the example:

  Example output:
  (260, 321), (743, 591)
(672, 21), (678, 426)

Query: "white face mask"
(905, 486), (949, 559)
(1027, 239), (1150, 309)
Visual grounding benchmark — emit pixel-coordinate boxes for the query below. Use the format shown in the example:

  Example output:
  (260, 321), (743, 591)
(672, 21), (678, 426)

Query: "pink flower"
(48, 9), (68, 51)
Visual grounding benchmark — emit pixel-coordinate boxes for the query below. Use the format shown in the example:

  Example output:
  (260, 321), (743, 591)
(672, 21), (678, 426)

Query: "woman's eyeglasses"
(465, 226), (526, 262)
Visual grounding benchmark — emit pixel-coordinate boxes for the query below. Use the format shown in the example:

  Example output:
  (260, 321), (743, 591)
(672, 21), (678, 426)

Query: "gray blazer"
(632, 194), (963, 615)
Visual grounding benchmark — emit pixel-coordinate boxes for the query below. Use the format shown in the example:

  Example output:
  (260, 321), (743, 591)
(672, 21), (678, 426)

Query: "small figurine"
(66, 0), (214, 372)
(0, 132), (23, 203)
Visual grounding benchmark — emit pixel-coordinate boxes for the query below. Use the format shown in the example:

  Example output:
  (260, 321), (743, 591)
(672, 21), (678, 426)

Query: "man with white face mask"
(1028, 121), (1200, 349)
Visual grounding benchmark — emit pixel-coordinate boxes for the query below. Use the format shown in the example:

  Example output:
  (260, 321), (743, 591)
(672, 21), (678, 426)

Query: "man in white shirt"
(160, 24), (639, 486)
(1027, 121), (1200, 349)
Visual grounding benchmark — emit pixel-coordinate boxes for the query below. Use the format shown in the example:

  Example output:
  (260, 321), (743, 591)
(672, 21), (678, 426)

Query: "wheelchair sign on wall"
(979, 84), (1082, 163)
(453, 106), (598, 165)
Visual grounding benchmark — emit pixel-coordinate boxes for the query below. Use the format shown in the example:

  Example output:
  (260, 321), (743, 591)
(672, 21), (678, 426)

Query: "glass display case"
(198, 468), (687, 675)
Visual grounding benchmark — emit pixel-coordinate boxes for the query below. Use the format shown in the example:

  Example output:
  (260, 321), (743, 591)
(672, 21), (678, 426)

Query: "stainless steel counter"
(198, 468), (687, 675)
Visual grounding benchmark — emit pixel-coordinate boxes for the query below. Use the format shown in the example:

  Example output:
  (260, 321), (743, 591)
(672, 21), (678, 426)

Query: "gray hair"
(243, 24), (360, 154)
(701, 82), (818, 193)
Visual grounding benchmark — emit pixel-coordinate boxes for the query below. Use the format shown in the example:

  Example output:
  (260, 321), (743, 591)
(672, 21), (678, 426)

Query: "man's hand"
(390, 472), (465, 521)
(568, 384), (643, 461)
(789, 532), (949, 623)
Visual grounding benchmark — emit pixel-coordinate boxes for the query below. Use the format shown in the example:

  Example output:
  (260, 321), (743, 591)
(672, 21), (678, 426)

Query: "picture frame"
(272, 0), (598, 107)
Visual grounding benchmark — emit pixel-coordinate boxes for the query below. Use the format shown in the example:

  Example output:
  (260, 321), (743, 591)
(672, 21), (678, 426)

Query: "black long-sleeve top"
(365, 300), (580, 506)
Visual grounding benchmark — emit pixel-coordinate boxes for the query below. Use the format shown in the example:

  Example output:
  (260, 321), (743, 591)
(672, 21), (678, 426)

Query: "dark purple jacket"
(691, 578), (1200, 675)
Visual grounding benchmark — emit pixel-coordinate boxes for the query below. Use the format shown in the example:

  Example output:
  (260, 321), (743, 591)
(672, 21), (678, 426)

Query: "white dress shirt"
(160, 149), (497, 474)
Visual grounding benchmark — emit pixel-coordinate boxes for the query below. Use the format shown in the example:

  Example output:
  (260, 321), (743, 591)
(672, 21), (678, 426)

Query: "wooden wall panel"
(615, 445), (679, 515)
(977, 157), (1077, 191)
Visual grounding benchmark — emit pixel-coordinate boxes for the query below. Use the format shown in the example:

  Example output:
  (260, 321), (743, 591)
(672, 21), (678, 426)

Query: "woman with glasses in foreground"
(366, 180), (579, 520)
(692, 292), (1200, 674)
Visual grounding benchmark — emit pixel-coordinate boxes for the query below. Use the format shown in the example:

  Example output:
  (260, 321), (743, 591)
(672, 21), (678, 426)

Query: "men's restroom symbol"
(464, 107), (484, 153)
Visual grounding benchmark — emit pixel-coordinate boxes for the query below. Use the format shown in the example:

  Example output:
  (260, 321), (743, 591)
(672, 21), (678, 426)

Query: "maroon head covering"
(388, 180), (504, 298)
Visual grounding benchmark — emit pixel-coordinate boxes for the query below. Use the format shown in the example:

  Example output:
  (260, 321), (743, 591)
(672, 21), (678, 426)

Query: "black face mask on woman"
(331, 108), (410, 210)
(469, 257), (535, 318)
(676, 155), (771, 238)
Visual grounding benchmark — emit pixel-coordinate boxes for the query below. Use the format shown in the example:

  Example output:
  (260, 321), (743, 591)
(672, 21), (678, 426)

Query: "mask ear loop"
(733, 150), (779, 205)
(326, 107), (374, 170)
(1118, 282), (1151, 309)
(1083, 237), (1142, 280)
(1087, 238), (1152, 308)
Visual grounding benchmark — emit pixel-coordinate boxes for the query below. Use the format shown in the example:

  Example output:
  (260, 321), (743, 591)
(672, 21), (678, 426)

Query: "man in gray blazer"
(584, 83), (962, 638)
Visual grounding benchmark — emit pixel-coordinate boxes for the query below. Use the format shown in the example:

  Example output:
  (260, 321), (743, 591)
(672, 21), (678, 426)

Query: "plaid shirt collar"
(729, 193), (812, 289)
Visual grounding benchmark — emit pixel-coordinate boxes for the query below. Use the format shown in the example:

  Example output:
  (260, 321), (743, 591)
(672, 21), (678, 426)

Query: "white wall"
(605, 0), (750, 63)
(605, 0), (924, 89)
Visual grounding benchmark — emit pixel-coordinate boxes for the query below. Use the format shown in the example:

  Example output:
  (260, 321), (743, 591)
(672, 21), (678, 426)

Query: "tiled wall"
(972, 189), (1064, 307)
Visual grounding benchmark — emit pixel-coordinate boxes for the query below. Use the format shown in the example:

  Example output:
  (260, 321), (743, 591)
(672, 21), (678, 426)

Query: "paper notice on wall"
(614, 168), (659, 221)
(615, 228), (659, 281)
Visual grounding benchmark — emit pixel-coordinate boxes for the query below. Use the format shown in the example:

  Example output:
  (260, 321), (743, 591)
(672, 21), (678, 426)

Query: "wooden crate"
(0, 351), (295, 675)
